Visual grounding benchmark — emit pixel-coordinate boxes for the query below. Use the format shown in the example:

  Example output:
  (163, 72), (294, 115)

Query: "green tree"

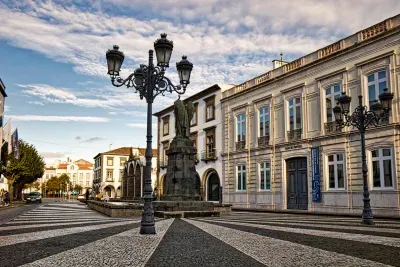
(74, 184), (83, 194)
(3, 140), (45, 200)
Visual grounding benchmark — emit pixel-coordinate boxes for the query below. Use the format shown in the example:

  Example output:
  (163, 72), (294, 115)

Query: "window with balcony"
(259, 162), (271, 190)
(86, 181), (89, 186)
(160, 141), (169, 169)
(368, 70), (387, 106)
(327, 154), (345, 189)
(162, 116), (170, 136)
(107, 157), (114, 166)
(325, 84), (342, 134)
(120, 157), (126, 166)
(237, 165), (246, 191)
(202, 127), (217, 162)
(371, 148), (393, 189)
(204, 95), (216, 122)
(288, 97), (302, 141)
(258, 106), (270, 146)
(191, 103), (198, 126)
(236, 114), (246, 150)
(106, 169), (113, 182)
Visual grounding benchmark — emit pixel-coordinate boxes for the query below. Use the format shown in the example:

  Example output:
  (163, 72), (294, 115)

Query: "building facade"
(154, 84), (234, 201)
(38, 158), (94, 193)
(93, 147), (157, 198)
(221, 15), (400, 217)
(0, 79), (8, 190)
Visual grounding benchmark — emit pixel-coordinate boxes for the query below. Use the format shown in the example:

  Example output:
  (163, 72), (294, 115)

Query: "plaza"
(0, 201), (399, 266)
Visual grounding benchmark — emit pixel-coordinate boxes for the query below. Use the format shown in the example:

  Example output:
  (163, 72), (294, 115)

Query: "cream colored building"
(93, 147), (157, 198)
(221, 15), (400, 217)
(154, 84), (234, 201)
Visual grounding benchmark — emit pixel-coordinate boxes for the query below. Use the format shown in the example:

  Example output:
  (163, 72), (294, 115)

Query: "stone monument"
(161, 99), (201, 200)
(154, 99), (231, 218)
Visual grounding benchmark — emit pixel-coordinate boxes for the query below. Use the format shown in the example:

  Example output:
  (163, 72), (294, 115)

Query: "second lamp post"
(105, 33), (193, 234)
(333, 88), (393, 225)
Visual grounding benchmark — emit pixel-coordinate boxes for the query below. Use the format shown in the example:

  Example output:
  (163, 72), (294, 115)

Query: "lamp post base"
(362, 210), (374, 225)
(140, 225), (156, 234)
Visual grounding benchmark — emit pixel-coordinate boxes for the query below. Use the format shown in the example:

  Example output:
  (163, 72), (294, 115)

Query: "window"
(237, 165), (246, 191)
(79, 173), (83, 179)
(86, 181), (89, 186)
(205, 127), (216, 158)
(327, 154), (345, 189)
(371, 148), (393, 188)
(73, 173), (76, 179)
(259, 162), (271, 190)
(190, 133), (197, 149)
(120, 169), (124, 179)
(120, 157), (126, 166)
(205, 95), (215, 121)
(106, 170), (113, 180)
(237, 114), (246, 142)
(259, 106), (270, 137)
(70, 165), (74, 170)
(191, 103), (198, 126)
(288, 97), (301, 130)
(86, 173), (90, 179)
(161, 141), (169, 165)
(325, 85), (341, 122)
(46, 174), (49, 179)
(162, 116), (170, 136)
(368, 70), (387, 106)
(107, 157), (114, 166)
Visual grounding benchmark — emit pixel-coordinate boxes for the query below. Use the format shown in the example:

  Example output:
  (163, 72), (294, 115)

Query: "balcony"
(159, 159), (168, 170)
(105, 179), (114, 182)
(324, 121), (342, 134)
(201, 149), (218, 163)
(258, 135), (270, 147)
(287, 129), (302, 142)
(236, 140), (246, 150)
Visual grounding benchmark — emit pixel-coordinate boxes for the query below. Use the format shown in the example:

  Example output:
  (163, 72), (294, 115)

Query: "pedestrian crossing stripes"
(0, 203), (399, 266)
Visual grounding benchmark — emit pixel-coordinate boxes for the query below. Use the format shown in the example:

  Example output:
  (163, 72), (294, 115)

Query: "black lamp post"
(333, 89), (393, 225)
(106, 33), (193, 234)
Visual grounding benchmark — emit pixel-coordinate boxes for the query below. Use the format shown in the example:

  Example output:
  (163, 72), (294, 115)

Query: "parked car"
(26, 192), (42, 204)
(77, 194), (85, 202)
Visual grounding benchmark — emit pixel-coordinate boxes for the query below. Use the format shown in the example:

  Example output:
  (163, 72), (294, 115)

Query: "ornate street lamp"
(333, 89), (393, 225)
(106, 34), (193, 234)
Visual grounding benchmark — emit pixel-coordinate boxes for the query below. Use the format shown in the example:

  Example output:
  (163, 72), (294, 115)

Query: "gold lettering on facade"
(361, 22), (388, 41)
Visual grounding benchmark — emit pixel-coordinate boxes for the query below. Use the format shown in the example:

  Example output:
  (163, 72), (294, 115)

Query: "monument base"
(153, 200), (232, 218)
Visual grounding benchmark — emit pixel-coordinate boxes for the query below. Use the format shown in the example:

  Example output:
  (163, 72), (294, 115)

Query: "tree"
(3, 140), (45, 200)
(74, 184), (83, 194)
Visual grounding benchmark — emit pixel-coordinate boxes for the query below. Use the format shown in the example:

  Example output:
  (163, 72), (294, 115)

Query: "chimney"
(272, 52), (288, 70)
(109, 144), (112, 150)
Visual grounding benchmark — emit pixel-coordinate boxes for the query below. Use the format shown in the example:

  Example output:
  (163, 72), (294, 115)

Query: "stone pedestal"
(161, 137), (201, 201)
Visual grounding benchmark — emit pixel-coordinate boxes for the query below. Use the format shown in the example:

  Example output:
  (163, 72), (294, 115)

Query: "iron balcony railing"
(324, 121), (342, 134)
(287, 128), (302, 142)
(236, 140), (246, 150)
(201, 148), (218, 162)
(258, 135), (270, 147)
(105, 179), (114, 182)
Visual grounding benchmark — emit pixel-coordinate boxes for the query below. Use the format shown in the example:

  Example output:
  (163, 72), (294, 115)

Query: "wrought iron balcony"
(236, 140), (246, 150)
(287, 129), (302, 142)
(258, 135), (270, 147)
(201, 149), (218, 163)
(324, 121), (342, 134)
(159, 159), (168, 170)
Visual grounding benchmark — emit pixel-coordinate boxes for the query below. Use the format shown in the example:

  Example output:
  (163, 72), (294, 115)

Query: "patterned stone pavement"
(0, 203), (399, 267)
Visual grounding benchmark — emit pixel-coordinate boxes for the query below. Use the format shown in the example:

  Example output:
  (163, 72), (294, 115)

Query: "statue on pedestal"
(174, 99), (195, 139)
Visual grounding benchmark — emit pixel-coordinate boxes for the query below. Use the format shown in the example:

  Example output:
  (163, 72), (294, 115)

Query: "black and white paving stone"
(0, 204), (399, 267)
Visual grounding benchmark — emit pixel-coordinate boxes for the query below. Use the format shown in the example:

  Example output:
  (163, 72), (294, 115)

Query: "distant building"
(93, 147), (157, 198)
(38, 158), (94, 193)
(0, 79), (8, 191)
(154, 84), (234, 201)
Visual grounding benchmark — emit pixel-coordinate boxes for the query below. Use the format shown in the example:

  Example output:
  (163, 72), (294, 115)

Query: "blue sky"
(0, 0), (399, 163)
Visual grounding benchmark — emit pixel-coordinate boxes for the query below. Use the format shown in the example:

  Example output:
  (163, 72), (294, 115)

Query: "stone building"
(93, 147), (157, 198)
(221, 15), (400, 217)
(154, 84), (234, 201)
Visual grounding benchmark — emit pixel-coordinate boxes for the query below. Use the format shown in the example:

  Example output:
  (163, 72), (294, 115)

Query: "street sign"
(71, 190), (77, 195)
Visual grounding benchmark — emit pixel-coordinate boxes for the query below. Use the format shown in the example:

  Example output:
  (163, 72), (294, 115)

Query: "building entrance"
(286, 157), (308, 210)
(207, 173), (220, 202)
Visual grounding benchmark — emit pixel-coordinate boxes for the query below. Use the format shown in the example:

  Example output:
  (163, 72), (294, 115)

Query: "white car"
(77, 194), (85, 201)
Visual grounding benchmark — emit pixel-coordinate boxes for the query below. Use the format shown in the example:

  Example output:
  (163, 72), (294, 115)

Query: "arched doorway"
(103, 185), (115, 198)
(207, 172), (220, 202)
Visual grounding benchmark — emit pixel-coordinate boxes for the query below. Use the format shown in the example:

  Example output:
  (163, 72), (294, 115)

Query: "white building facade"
(155, 84), (233, 201)
(220, 15), (400, 217)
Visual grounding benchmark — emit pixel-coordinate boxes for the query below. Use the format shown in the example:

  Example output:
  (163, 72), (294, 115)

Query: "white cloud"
(28, 101), (45, 106)
(9, 115), (109, 122)
(40, 151), (68, 159)
(126, 123), (158, 129)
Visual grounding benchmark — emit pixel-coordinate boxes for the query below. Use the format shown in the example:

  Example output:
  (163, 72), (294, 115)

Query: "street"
(0, 202), (399, 267)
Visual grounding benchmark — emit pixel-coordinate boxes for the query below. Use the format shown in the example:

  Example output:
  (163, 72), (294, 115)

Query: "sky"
(0, 0), (399, 163)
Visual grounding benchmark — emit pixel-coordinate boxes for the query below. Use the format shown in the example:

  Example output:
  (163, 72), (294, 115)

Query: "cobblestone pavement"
(0, 203), (399, 267)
